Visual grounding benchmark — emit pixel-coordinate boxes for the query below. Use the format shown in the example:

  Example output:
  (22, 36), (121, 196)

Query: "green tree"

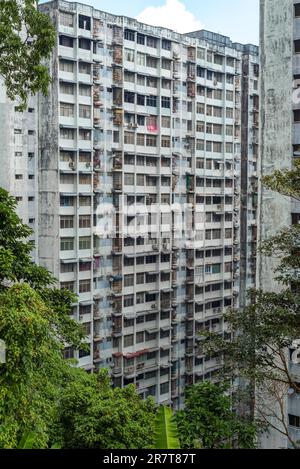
(201, 161), (300, 448)
(0, 0), (55, 110)
(175, 382), (256, 449)
(56, 369), (156, 449)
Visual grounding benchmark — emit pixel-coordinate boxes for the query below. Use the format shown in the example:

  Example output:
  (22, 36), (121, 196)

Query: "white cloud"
(136, 0), (203, 34)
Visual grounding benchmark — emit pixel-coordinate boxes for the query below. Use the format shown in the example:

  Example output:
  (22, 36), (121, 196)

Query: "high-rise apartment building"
(259, 0), (300, 449)
(0, 0), (259, 409)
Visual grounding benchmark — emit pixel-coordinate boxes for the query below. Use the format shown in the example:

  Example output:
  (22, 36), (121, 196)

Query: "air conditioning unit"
(86, 162), (91, 168)
(151, 304), (157, 310)
(152, 244), (159, 251)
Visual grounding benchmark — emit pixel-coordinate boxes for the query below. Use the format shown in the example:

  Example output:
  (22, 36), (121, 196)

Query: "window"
(289, 414), (300, 428)
(162, 39), (171, 50)
(60, 196), (75, 207)
(147, 95), (157, 107)
(124, 274), (134, 287)
(136, 331), (144, 343)
(60, 281), (74, 292)
(146, 56), (158, 68)
(60, 216), (74, 229)
(214, 54), (223, 65)
(63, 346), (74, 360)
(79, 348), (90, 358)
(15, 174), (23, 180)
(137, 94), (145, 106)
(124, 334), (134, 347)
(124, 48), (134, 62)
(162, 79), (171, 90)
(197, 66), (205, 78)
(295, 40), (300, 54)
(160, 382), (169, 395)
(226, 56), (234, 67)
(226, 90), (234, 101)
(161, 96), (170, 108)
(60, 12), (73, 27)
(79, 129), (91, 141)
(161, 135), (171, 148)
(81, 322), (91, 335)
(124, 295), (134, 308)
(213, 142), (222, 153)
(79, 236), (91, 250)
(137, 52), (146, 66)
(15, 152), (22, 157)
(79, 85), (91, 97)
(161, 116), (171, 128)
(137, 33), (145, 45)
(124, 71), (135, 83)
(137, 75), (145, 86)
(226, 142), (233, 153)
(59, 35), (73, 48)
(197, 48), (205, 60)
(60, 238), (74, 251)
(124, 173), (135, 185)
(197, 103), (205, 114)
(79, 62), (91, 75)
(125, 29), (135, 41)
(214, 89), (223, 100)
(79, 196), (91, 206)
(124, 132), (135, 145)
(137, 174), (144, 186)
(60, 102), (74, 117)
(60, 263), (75, 274)
(78, 153), (90, 164)
(60, 82), (74, 95)
(146, 135), (157, 147)
(59, 59), (74, 72)
(136, 134), (145, 146)
(124, 91), (135, 104)
(213, 124), (222, 135)
(147, 36), (157, 48)
(162, 59), (171, 70)
(137, 115), (145, 125)
(147, 76), (157, 88)
(79, 279), (91, 293)
(60, 128), (75, 140)
(79, 14), (91, 30)
(226, 107), (233, 119)
(79, 104), (91, 119)
(79, 215), (91, 228)
(79, 38), (91, 50)
(79, 174), (91, 185)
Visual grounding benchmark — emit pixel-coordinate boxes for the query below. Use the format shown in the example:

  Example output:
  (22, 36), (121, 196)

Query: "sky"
(40, 0), (259, 45)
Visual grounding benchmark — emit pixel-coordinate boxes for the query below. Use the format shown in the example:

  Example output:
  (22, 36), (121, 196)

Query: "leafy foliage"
(175, 382), (256, 449)
(0, 0), (55, 110)
(154, 407), (180, 449)
(57, 369), (156, 449)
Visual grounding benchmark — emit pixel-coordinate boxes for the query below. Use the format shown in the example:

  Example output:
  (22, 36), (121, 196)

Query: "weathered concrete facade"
(0, 81), (39, 260)
(259, 0), (300, 449)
